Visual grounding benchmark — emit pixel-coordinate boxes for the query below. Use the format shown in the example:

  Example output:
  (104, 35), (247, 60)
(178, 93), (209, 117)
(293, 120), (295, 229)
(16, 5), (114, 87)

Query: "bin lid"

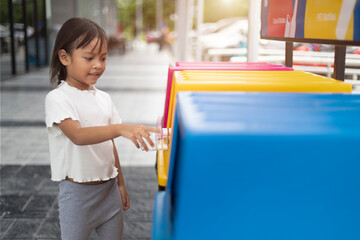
(176, 92), (360, 135)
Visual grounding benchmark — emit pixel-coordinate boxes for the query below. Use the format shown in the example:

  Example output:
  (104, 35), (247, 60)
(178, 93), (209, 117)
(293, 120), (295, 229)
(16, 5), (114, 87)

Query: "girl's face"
(59, 38), (107, 90)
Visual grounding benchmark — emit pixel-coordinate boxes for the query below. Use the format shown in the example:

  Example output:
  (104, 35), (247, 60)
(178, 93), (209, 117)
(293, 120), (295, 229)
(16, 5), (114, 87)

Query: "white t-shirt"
(45, 81), (122, 182)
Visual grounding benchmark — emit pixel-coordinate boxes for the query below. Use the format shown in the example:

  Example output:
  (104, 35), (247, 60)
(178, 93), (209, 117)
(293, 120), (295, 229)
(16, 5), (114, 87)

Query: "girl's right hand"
(118, 124), (161, 152)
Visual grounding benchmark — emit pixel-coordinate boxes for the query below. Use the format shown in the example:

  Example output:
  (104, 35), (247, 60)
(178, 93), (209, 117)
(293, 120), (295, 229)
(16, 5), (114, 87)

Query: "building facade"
(1, 0), (118, 81)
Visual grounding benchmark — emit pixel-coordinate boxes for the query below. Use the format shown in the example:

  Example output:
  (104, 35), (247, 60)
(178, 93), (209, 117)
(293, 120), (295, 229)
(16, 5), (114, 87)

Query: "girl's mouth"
(89, 73), (100, 77)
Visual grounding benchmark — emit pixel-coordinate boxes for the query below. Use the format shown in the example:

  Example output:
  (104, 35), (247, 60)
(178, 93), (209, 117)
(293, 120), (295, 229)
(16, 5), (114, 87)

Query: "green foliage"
(117, 0), (175, 40)
(0, 0), (9, 24)
(0, 0), (46, 26)
(117, 0), (136, 39)
(116, 0), (248, 39)
(143, 0), (157, 30)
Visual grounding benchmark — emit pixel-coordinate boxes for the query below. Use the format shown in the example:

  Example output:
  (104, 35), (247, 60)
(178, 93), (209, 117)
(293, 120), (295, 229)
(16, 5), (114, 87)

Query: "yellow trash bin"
(157, 70), (352, 188)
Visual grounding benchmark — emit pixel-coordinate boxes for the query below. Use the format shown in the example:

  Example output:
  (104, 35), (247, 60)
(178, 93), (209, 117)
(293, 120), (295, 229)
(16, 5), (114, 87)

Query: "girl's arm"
(113, 139), (130, 211)
(57, 118), (160, 151)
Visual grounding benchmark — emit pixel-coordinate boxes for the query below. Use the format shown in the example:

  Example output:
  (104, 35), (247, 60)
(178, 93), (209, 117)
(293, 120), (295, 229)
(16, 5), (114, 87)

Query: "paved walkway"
(1, 42), (173, 239)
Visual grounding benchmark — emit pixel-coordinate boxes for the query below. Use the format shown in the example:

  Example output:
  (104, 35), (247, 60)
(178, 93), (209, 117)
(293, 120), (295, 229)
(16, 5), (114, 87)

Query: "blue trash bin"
(153, 92), (360, 240)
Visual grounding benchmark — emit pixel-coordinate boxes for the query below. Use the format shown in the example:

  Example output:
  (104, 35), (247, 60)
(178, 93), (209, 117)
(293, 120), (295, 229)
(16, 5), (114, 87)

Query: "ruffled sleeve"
(45, 89), (79, 128)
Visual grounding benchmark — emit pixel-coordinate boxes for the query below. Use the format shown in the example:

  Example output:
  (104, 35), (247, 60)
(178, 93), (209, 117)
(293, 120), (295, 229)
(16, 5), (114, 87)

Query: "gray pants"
(58, 178), (124, 240)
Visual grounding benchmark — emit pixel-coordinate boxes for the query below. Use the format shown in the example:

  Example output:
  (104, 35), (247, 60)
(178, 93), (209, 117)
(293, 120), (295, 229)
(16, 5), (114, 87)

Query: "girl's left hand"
(118, 185), (130, 211)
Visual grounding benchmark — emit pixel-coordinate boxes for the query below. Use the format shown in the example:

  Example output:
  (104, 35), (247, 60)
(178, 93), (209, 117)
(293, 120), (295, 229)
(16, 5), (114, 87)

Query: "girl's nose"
(93, 61), (102, 70)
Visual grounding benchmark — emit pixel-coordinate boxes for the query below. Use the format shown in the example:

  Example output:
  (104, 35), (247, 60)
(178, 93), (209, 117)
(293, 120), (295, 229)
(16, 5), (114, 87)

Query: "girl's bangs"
(75, 29), (107, 53)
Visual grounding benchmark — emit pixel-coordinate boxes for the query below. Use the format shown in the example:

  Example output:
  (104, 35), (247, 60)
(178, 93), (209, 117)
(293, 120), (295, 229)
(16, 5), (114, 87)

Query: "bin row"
(157, 62), (352, 188)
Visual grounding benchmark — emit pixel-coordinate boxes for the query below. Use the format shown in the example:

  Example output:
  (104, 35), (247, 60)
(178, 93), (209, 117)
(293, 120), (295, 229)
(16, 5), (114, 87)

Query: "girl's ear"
(58, 49), (70, 66)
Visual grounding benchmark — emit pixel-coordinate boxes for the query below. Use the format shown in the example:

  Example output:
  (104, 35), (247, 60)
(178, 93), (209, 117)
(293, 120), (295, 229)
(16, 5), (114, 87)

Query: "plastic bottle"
(139, 128), (171, 151)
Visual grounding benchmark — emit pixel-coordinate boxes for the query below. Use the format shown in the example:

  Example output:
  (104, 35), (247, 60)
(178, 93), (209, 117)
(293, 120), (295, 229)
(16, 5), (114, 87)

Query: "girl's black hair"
(50, 18), (108, 85)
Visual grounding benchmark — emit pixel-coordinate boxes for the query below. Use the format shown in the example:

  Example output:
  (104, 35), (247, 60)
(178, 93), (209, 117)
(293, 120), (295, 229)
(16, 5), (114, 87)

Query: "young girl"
(45, 18), (159, 240)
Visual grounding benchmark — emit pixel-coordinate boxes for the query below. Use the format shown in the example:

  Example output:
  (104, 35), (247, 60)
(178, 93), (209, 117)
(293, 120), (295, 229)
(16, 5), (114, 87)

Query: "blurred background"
(0, 0), (251, 80)
(2, 0), (358, 82)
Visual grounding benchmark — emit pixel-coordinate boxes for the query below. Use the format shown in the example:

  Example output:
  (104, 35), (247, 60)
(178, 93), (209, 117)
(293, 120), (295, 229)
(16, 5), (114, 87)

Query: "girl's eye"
(85, 57), (93, 61)
(102, 58), (107, 61)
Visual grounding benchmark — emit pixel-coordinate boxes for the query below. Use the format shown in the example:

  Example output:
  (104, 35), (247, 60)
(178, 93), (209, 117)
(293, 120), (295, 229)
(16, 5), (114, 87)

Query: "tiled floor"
(0, 165), (158, 239)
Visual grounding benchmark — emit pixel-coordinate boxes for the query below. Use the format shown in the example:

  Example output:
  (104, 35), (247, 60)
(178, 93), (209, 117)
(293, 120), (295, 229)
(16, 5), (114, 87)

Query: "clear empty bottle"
(139, 128), (171, 151)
